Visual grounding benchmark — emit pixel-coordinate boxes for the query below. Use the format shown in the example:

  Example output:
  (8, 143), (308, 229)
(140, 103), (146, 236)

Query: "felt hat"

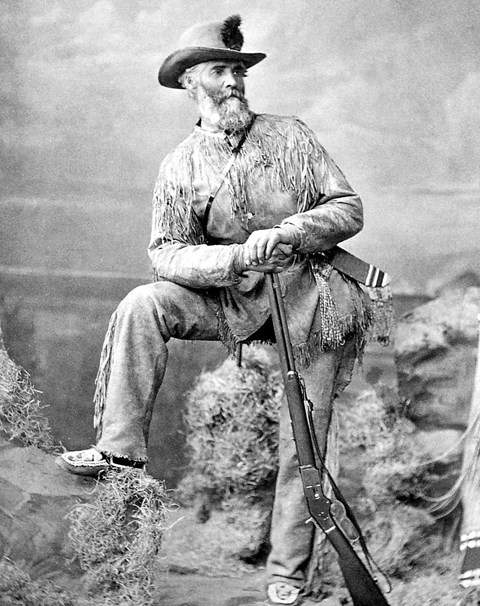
(158, 15), (266, 89)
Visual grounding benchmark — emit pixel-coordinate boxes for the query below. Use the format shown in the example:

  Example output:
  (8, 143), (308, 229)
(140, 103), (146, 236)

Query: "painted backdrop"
(1, 0), (479, 291)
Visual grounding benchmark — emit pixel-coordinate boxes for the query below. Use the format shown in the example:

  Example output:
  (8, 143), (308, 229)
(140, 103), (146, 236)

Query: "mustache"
(210, 88), (247, 105)
(229, 89), (244, 100)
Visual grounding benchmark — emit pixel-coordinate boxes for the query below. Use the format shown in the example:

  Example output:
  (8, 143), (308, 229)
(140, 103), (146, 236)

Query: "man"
(60, 15), (375, 605)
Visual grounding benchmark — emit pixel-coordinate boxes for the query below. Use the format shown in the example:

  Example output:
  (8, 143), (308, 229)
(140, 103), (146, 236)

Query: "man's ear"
(183, 75), (197, 99)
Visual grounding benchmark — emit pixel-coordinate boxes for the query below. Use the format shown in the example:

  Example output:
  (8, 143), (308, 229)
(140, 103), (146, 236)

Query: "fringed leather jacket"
(148, 114), (371, 364)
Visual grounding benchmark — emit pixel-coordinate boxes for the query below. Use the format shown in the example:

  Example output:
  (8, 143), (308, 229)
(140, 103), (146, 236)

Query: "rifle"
(265, 272), (390, 606)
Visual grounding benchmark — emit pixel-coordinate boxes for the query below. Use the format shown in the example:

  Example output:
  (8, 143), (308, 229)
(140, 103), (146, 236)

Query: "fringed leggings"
(93, 280), (357, 588)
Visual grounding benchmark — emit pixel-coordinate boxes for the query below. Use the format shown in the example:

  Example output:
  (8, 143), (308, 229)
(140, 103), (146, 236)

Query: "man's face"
(189, 60), (253, 133)
(198, 61), (247, 102)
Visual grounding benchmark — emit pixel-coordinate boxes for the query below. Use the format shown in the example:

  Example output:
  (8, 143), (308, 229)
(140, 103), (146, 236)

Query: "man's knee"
(115, 281), (217, 340)
(121, 280), (189, 308)
(117, 283), (161, 316)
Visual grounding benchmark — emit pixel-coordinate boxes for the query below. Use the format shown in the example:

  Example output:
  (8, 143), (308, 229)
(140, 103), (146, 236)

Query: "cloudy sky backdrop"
(1, 0), (479, 291)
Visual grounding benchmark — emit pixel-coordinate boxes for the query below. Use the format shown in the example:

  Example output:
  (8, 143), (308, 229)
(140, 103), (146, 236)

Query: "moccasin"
(56, 448), (110, 476)
(57, 448), (145, 477)
(266, 582), (302, 605)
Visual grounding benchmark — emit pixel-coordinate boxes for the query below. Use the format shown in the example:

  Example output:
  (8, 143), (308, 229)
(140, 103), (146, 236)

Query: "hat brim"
(158, 47), (266, 89)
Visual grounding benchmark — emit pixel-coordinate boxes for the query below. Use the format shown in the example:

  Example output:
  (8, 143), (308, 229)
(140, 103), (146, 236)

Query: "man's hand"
(242, 226), (300, 267)
(233, 226), (300, 274)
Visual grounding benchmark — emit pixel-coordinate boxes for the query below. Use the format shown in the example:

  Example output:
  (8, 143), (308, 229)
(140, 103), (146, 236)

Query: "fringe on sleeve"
(151, 145), (206, 248)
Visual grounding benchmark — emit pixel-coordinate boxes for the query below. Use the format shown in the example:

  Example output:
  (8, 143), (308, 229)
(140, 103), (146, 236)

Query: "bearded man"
(59, 15), (385, 606)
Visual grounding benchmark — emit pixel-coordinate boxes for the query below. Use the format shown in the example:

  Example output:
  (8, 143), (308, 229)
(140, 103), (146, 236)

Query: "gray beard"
(210, 91), (254, 134)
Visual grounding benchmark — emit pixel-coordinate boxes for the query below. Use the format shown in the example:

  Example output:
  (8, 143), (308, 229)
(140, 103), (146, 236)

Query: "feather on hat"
(158, 15), (266, 89)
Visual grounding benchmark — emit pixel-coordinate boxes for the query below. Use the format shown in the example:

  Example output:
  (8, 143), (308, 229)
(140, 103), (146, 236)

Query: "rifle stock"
(266, 273), (390, 606)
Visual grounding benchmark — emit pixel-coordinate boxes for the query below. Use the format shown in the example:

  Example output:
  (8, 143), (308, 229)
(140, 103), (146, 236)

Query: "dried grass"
(338, 385), (441, 510)
(341, 386), (441, 577)
(179, 346), (282, 505)
(177, 346), (282, 563)
(67, 468), (171, 605)
(0, 425), (165, 602)
(0, 347), (58, 454)
(0, 558), (75, 606)
(388, 559), (470, 606)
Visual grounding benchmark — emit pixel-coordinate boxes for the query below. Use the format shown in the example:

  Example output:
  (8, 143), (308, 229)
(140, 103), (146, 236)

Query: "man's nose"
(223, 69), (238, 88)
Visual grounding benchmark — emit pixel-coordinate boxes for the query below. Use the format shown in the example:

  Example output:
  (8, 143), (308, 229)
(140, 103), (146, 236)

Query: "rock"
(0, 319), (95, 581)
(0, 434), (94, 580)
(394, 286), (480, 432)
